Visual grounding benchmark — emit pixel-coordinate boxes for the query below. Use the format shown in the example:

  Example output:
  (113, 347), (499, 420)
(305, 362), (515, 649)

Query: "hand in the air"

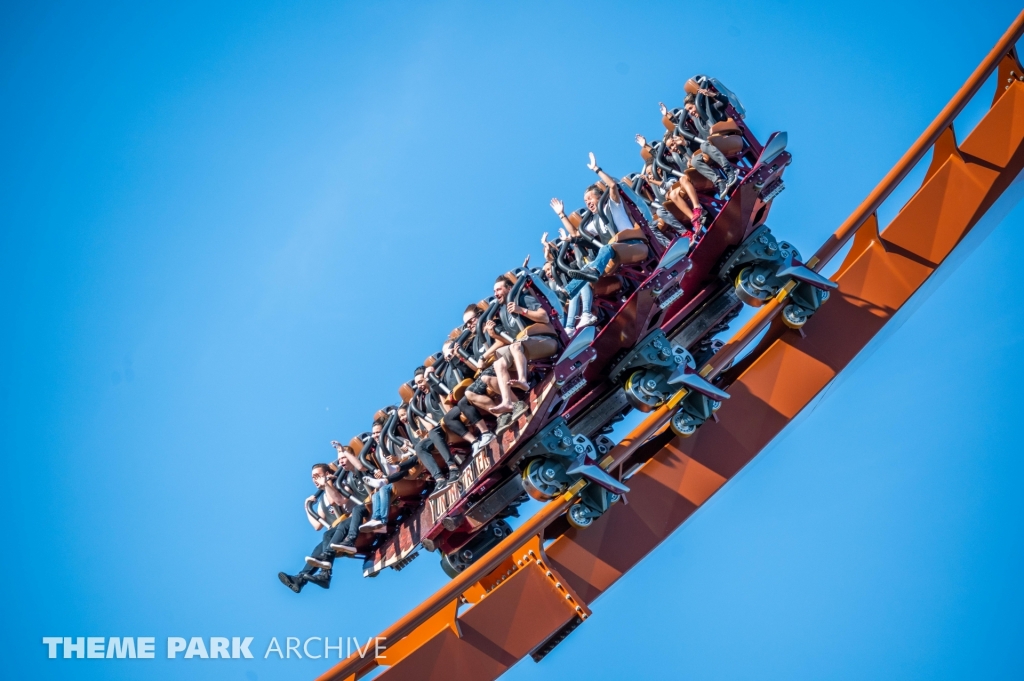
(587, 152), (599, 172)
(549, 198), (564, 215)
(635, 134), (647, 147)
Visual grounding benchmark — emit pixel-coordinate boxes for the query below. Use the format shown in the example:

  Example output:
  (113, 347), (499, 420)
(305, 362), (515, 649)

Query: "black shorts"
(467, 379), (487, 395)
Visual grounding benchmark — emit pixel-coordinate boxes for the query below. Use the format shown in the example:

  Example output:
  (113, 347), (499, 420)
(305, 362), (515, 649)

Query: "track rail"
(317, 13), (1024, 681)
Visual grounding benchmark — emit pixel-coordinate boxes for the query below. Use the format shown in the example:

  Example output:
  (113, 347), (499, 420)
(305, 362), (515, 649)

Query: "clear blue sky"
(3, 2), (1023, 680)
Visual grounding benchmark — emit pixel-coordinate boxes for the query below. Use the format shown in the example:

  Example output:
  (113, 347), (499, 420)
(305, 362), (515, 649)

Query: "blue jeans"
(371, 484), (391, 522)
(565, 283), (593, 327)
(565, 244), (616, 298)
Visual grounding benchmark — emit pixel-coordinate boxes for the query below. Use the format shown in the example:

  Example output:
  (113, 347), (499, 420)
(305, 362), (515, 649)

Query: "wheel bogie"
(439, 518), (513, 577)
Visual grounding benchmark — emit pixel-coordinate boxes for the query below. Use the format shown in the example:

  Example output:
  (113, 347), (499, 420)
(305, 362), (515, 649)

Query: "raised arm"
(550, 198), (580, 237)
(587, 152), (620, 202)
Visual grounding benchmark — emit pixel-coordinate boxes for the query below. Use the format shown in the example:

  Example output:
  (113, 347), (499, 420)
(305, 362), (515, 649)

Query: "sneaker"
(305, 555), (332, 571)
(359, 519), (383, 532)
(577, 312), (598, 328)
(511, 401), (530, 421)
(691, 205), (704, 225)
(567, 268), (600, 282)
(471, 439), (483, 454)
(447, 468), (462, 485)
(278, 572), (305, 593)
(715, 180), (728, 197)
(373, 525), (389, 534)
(724, 169), (740, 194)
(306, 571), (331, 589)
(330, 542), (357, 554)
(478, 432), (495, 447)
(564, 326), (576, 337)
(495, 413), (514, 435)
(433, 476), (450, 492)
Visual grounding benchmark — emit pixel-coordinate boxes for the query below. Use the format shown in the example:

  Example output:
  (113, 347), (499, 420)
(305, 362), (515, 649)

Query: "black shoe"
(433, 476), (450, 491)
(715, 180), (728, 197)
(278, 572), (305, 593)
(306, 571), (331, 589)
(567, 268), (600, 283)
(447, 468), (462, 485)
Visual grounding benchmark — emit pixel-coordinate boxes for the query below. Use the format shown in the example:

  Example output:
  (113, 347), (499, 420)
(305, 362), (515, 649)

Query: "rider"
(360, 420), (398, 531)
(549, 153), (646, 334)
(636, 133), (704, 230)
(408, 370), (462, 489)
(277, 462), (348, 593)
(676, 87), (740, 197)
(326, 442), (370, 555)
(439, 306), (497, 453)
(483, 275), (557, 416)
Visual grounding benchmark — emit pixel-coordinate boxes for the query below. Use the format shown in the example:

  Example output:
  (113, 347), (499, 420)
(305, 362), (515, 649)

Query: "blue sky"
(2, 2), (1023, 680)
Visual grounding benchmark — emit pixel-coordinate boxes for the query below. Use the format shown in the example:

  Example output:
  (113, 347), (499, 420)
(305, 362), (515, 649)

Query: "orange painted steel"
(701, 10), (1024, 384)
(318, 13), (1024, 681)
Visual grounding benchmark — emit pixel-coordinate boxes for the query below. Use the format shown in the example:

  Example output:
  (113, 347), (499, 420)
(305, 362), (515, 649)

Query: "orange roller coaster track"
(318, 12), (1024, 681)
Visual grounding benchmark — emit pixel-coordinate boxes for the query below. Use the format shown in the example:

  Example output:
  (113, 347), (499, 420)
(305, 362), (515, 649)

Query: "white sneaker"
(578, 313), (598, 328)
(305, 556), (332, 570)
(471, 440), (483, 454)
(330, 542), (357, 554)
(565, 326), (576, 337)
(359, 519), (383, 532)
(478, 432), (496, 446)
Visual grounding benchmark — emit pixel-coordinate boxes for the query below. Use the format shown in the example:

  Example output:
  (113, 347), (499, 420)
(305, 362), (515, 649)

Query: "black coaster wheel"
(439, 552), (461, 579)
(522, 457), (568, 501)
(623, 369), (667, 412)
(734, 267), (772, 307)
